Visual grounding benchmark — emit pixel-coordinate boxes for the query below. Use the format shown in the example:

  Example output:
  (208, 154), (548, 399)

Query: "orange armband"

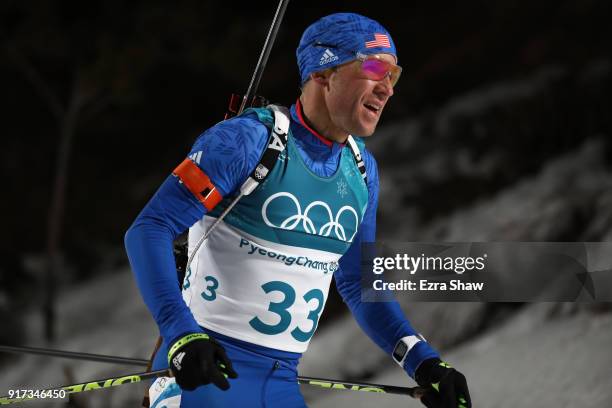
(172, 158), (223, 211)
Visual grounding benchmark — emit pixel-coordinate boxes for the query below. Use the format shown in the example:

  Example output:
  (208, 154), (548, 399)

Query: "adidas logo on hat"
(319, 49), (339, 66)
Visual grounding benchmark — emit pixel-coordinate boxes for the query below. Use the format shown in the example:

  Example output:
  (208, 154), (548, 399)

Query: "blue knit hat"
(296, 13), (397, 84)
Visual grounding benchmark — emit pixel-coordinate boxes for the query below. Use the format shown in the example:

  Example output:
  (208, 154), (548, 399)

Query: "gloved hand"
(168, 333), (238, 391)
(415, 358), (471, 408)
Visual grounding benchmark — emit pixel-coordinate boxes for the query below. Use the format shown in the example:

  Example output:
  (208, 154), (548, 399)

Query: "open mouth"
(364, 103), (381, 113)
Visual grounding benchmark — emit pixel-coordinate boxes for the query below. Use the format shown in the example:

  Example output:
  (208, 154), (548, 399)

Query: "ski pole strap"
(346, 136), (368, 186)
(167, 333), (210, 364)
(239, 104), (290, 196)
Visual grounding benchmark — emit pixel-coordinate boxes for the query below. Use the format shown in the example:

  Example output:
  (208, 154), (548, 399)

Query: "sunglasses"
(354, 52), (402, 87)
(314, 43), (403, 86)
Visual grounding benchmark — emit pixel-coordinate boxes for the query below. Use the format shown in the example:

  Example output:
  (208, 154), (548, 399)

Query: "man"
(125, 12), (471, 408)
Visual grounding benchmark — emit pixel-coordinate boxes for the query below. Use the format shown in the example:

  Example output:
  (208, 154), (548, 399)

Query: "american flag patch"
(365, 33), (391, 48)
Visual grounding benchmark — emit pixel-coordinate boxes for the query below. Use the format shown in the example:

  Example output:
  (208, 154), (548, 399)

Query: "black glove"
(168, 333), (238, 391)
(415, 358), (471, 408)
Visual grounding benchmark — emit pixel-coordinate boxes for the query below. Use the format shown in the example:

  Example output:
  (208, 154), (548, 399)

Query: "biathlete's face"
(324, 53), (398, 137)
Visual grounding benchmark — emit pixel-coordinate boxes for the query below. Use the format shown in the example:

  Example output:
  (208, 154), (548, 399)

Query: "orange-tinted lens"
(361, 58), (402, 86)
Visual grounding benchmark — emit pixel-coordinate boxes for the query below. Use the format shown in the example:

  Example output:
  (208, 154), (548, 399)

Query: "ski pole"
(0, 344), (147, 367)
(0, 370), (424, 405)
(0, 345), (427, 399)
(185, 0), (290, 272)
(0, 369), (169, 405)
(298, 377), (426, 398)
(238, 0), (290, 114)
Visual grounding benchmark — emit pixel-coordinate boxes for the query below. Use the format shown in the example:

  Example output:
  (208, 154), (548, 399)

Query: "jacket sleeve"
(124, 113), (269, 346)
(333, 150), (440, 378)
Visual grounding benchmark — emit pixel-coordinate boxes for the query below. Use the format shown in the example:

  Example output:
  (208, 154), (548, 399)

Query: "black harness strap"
(239, 104), (290, 195)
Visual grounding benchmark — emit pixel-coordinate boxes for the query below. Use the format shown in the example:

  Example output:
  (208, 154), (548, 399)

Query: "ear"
(310, 69), (332, 85)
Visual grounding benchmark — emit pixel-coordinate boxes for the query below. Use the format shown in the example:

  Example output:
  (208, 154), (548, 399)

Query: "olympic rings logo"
(261, 192), (359, 242)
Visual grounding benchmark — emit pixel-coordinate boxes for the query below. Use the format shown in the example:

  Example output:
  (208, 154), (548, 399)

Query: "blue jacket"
(124, 101), (439, 377)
